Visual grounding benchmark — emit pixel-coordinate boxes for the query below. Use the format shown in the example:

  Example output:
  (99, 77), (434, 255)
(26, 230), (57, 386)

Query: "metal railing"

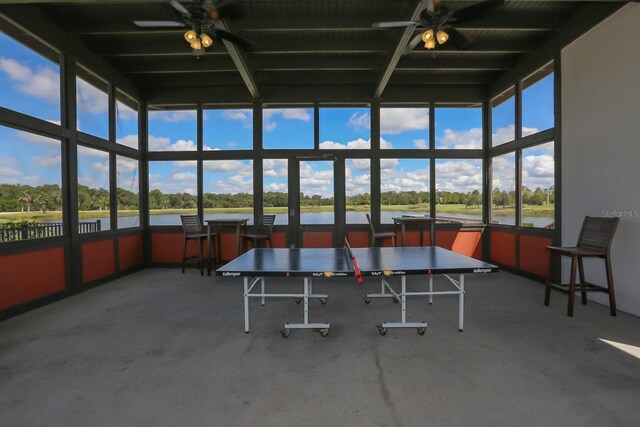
(0, 220), (101, 242)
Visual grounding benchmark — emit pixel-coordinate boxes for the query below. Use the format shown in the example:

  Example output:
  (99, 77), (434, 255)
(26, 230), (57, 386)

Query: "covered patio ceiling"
(0, 1), (630, 103)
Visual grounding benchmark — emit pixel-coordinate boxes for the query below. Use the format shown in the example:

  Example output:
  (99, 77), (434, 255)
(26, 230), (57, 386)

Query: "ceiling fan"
(373, 0), (505, 53)
(133, 0), (255, 57)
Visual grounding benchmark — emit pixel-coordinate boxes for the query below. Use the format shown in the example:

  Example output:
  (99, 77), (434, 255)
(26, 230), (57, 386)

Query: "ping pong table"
(216, 242), (498, 337)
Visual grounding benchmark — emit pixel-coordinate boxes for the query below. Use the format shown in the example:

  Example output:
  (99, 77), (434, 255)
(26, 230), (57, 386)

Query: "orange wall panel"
(0, 247), (66, 310)
(451, 231), (483, 259)
(397, 230), (431, 247)
(302, 232), (333, 248)
(346, 231), (370, 248)
(435, 230), (456, 250)
(151, 233), (184, 263)
(490, 230), (516, 267)
(270, 231), (287, 248)
(519, 234), (552, 278)
(118, 234), (143, 271)
(82, 239), (115, 284)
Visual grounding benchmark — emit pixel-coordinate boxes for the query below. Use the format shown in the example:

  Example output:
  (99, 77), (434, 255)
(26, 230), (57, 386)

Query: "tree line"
(1, 183), (554, 213)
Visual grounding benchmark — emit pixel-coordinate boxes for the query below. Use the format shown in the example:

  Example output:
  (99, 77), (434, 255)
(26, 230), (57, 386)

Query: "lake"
(86, 211), (553, 230)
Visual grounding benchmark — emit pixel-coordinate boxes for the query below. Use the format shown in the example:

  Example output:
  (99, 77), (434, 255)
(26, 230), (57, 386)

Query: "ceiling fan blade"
(445, 27), (472, 50)
(372, 21), (418, 29)
(169, 0), (191, 16)
(451, 0), (505, 23)
(214, 29), (256, 52)
(134, 20), (185, 28)
(209, 0), (243, 21)
(403, 32), (424, 55)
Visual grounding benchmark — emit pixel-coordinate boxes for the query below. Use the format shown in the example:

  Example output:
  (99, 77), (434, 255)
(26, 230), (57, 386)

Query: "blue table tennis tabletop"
(216, 246), (498, 277)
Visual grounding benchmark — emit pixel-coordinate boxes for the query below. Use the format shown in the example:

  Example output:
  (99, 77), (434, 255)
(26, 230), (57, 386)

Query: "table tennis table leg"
(458, 274), (464, 332)
(244, 277), (250, 333)
(282, 277), (330, 338)
(261, 278), (265, 306)
(379, 276), (428, 335)
(429, 275), (433, 305)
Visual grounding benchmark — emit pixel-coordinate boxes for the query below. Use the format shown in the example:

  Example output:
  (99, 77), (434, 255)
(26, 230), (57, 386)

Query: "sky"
(0, 30), (555, 204)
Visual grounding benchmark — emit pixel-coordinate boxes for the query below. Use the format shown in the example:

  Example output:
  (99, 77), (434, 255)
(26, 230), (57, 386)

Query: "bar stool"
(180, 214), (218, 275)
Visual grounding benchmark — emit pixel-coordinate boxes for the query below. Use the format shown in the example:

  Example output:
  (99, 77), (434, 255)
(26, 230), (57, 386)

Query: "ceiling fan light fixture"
(422, 29), (434, 43)
(436, 30), (449, 45)
(184, 29), (197, 43)
(190, 38), (203, 50)
(201, 33), (214, 48)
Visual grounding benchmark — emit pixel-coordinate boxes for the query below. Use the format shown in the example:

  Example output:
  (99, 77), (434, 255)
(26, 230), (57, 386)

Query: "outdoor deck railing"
(0, 220), (101, 242)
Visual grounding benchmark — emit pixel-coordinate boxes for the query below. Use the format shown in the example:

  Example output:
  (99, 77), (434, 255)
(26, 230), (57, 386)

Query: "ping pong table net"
(344, 237), (363, 284)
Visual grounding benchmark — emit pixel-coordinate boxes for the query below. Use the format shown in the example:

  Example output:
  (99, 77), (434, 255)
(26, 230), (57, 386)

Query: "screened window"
(491, 87), (515, 146)
(435, 104), (482, 149)
(300, 161), (334, 224)
(263, 107), (314, 149)
(491, 153), (516, 225)
(76, 65), (109, 140)
(203, 107), (253, 150)
(0, 126), (63, 241)
(0, 31), (60, 123)
(77, 146), (110, 233)
(116, 90), (139, 149)
(116, 156), (139, 229)
(203, 160), (254, 223)
(380, 159), (429, 223)
(148, 161), (197, 225)
(522, 63), (554, 135)
(380, 107), (429, 149)
(346, 159), (370, 224)
(435, 159), (482, 222)
(522, 142), (555, 228)
(319, 107), (370, 149)
(263, 159), (288, 225)
(148, 106), (197, 151)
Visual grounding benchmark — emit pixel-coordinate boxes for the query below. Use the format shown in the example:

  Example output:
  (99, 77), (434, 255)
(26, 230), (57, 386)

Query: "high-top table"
(206, 218), (249, 275)
(392, 215), (437, 246)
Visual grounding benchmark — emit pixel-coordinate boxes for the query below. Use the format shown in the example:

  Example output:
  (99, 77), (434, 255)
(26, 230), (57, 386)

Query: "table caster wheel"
(320, 298), (327, 305)
(363, 297), (371, 304)
(281, 329), (290, 338)
(393, 298), (399, 304)
(320, 329), (329, 337)
(417, 327), (426, 335)
(294, 297), (302, 304)
(378, 326), (387, 336)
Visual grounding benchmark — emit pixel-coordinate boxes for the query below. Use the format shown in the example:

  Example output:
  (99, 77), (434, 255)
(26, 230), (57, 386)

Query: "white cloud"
(0, 166), (21, 176)
(31, 155), (61, 167)
(148, 135), (197, 151)
(438, 128), (482, 149)
(14, 129), (59, 145)
(492, 124), (515, 145)
(116, 157), (138, 173)
(263, 108), (311, 132)
(522, 125), (541, 138)
(203, 160), (252, 173)
(116, 101), (138, 121)
(380, 158), (399, 171)
(77, 78), (108, 114)
(116, 134), (139, 149)
(492, 155), (515, 191)
(300, 162), (333, 197)
(210, 174), (253, 194)
(522, 154), (554, 189)
(221, 109), (250, 121)
(413, 139), (428, 149)
(0, 156), (19, 167)
(78, 145), (109, 158)
(347, 111), (370, 130)
(92, 161), (109, 173)
(265, 182), (287, 192)
(173, 172), (197, 181)
(348, 159), (370, 171)
(319, 137), (370, 150)
(149, 110), (197, 123)
(0, 57), (60, 104)
(380, 108), (429, 134)
(436, 160), (482, 192)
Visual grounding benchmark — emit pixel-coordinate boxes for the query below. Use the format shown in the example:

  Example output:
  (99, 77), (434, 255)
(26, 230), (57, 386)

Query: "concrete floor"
(1, 269), (639, 427)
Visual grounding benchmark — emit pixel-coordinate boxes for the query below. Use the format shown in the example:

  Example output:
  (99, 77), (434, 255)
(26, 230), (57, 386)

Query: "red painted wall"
(451, 231), (483, 259)
(519, 234), (551, 278)
(302, 232), (333, 248)
(118, 234), (143, 271)
(0, 247), (66, 310)
(490, 230), (516, 267)
(396, 230), (431, 247)
(346, 231), (370, 248)
(151, 233), (184, 263)
(82, 239), (115, 284)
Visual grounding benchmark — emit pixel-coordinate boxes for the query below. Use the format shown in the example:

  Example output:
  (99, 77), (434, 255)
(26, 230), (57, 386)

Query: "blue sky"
(0, 30), (555, 204)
